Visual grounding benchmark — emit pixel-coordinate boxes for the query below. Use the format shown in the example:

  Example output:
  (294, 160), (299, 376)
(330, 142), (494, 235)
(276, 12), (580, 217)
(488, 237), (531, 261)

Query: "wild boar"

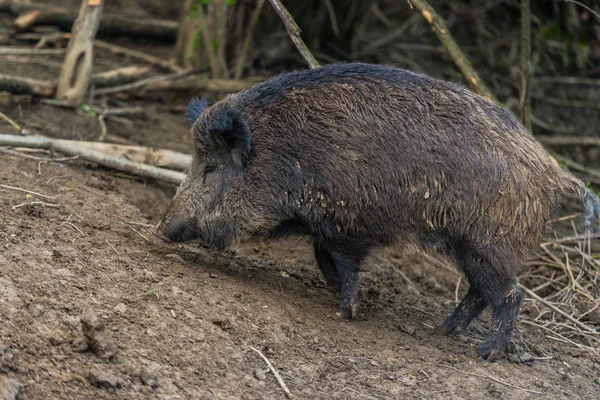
(154, 62), (599, 360)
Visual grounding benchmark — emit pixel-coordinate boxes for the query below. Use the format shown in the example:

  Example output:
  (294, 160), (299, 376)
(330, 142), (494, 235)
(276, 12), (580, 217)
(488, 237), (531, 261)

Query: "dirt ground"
(1, 2), (600, 399)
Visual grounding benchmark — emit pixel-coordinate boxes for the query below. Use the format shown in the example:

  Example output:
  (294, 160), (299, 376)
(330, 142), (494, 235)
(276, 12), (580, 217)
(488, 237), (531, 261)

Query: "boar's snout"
(153, 213), (200, 243)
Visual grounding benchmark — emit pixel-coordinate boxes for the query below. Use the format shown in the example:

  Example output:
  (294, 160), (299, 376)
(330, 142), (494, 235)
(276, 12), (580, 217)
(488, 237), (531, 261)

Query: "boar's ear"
(207, 109), (251, 169)
(185, 98), (210, 125)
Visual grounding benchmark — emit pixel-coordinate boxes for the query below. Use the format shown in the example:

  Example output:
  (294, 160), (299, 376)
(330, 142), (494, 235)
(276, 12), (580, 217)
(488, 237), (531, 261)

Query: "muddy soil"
(1, 2), (600, 399)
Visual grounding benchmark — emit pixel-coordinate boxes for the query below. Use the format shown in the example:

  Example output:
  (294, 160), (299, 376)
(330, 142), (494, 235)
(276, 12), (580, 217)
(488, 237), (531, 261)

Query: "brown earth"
(1, 1), (600, 399)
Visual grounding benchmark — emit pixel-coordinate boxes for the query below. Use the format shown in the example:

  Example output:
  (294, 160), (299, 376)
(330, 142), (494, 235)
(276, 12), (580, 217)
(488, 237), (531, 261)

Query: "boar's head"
(154, 98), (254, 249)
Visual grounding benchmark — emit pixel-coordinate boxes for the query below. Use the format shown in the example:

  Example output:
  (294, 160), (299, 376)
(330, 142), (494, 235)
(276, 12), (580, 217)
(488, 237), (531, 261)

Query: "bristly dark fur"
(157, 62), (600, 361)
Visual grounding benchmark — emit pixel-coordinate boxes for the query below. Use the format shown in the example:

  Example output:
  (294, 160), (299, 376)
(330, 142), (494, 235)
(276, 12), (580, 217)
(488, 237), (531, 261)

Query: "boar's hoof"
(335, 302), (359, 320)
(478, 334), (508, 361)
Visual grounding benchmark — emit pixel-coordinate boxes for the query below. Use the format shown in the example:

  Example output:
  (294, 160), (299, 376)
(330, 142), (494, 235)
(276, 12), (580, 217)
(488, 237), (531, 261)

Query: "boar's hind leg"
(446, 244), (523, 360)
(314, 243), (341, 292)
(479, 283), (523, 361)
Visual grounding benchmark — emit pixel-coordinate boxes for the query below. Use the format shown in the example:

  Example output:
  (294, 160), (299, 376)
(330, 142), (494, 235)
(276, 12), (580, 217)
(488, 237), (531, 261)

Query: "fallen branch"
(93, 39), (182, 72)
(551, 153), (600, 185)
(0, 0), (30, 14)
(532, 94), (600, 111)
(12, 32), (182, 72)
(92, 70), (191, 96)
(535, 76), (600, 86)
(0, 46), (65, 55)
(0, 134), (185, 184)
(531, 115), (578, 134)
(409, 0), (498, 103)
(0, 133), (191, 171)
(89, 66), (153, 88)
(249, 346), (292, 398)
(537, 135), (600, 147)
(267, 0), (320, 69)
(133, 75), (262, 95)
(13, 8), (178, 41)
(0, 67), (156, 97)
(0, 74), (56, 97)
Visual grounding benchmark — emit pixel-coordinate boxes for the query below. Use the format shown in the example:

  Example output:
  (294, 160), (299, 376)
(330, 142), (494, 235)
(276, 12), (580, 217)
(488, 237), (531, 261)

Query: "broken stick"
(249, 346), (292, 398)
(409, 0), (497, 103)
(55, 0), (105, 107)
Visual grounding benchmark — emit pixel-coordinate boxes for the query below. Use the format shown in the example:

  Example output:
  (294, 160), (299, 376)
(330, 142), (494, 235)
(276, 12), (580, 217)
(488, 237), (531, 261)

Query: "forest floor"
(1, 1), (600, 399)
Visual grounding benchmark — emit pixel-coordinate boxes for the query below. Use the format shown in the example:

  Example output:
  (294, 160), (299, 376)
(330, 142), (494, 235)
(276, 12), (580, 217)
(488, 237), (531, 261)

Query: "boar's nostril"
(155, 214), (200, 243)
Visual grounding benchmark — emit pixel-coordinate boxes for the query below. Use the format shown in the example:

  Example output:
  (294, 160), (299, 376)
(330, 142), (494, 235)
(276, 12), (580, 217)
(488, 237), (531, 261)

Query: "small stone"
(140, 366), (158, 388)
(0, 348), (16, 373)
(400, 325), (416, 336)
(0, 376), (21, 400)
(172, 286), (183, 296)
(253, 368), (266, 381)
(27, 303), (44, 318)
(53, 268), (74, 277)
(114, 303), (127, 314)
(80, 311), (117, 359)
(312, 337), (319, 344)
(49, 331), (66, 346)
(88, 369), (122, 389)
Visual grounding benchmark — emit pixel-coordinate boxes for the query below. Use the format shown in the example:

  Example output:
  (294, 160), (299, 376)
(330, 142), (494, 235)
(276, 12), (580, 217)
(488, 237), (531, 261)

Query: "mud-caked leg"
(479, 283), (523, 360)
(314, 242), (341, 292)
(328, 250), (363, 320)
(447, 242), (523, 360)
(441, 286), (487, 335)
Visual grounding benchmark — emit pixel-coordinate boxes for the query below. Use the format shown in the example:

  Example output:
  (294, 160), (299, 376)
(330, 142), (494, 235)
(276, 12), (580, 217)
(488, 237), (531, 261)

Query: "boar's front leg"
(316, 243), (365, 320)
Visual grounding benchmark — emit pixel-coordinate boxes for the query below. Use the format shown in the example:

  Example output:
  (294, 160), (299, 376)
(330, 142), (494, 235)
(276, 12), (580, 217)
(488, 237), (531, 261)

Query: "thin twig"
(521, 319), (599, 353)
(12, 201), (59, 209)
(130, 227), (150, 242)
(233, 0), (265, 80)
(561, 0), (600, 22)
(93, 69), (190, 96)
(518, 0), (532, 131)
(266, 0), (320, 69)
(454, 276), (462, 303)
(122, 220), (156, 228)
(531, 115), (578, 134)
(443, 365), (543, 395)
(519, 284), (596, 333)
(66, 222), (85, 236)
(0, 110), (21, 131)
(408, 0), (497, 102)
(249, 346), (292, 398)
(106, 240), (120, 255)
(0, 184), (55, 200)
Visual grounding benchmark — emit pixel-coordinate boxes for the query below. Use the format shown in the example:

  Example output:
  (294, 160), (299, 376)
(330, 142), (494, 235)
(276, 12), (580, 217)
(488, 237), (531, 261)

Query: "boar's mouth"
(153, 214), (200, 243)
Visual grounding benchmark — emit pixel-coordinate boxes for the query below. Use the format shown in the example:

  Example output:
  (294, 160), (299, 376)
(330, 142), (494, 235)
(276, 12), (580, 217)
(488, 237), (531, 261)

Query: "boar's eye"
(204, 165), (216, 175)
